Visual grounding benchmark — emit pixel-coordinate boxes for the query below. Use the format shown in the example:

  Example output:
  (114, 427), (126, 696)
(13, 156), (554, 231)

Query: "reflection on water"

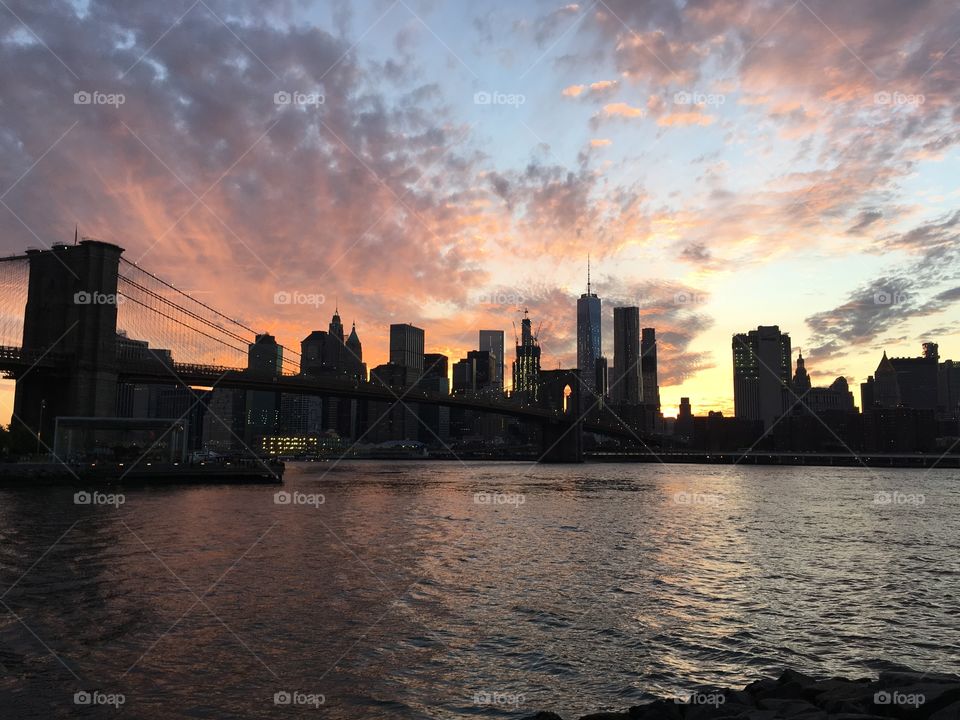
(0, 461), (957, 718)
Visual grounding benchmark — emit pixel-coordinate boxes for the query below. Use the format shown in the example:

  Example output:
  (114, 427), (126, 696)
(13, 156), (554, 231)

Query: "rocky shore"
(524, 668), (960, 719)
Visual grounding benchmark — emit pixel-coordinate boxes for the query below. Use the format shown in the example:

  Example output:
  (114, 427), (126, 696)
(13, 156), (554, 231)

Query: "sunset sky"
(1, 0), (959, 421)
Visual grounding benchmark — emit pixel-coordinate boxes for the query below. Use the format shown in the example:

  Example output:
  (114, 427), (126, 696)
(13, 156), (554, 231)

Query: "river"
(1, 461), (957, 718)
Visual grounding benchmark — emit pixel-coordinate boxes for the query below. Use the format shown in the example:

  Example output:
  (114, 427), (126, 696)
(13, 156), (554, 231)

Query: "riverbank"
(0, 460), (283, 485)
(590, 451), (960, 468)
(524, 668), (960, 719)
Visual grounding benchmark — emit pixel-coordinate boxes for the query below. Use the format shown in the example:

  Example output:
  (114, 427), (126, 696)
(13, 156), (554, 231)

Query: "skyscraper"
(732, 325), (791, 429)
(793, 349), (811, 393)
(640, 327), (660, 409)
(478, 330), (505, 391)
(246, 333), (282, 442)
(389, 323), (425, 380)
(612, 307), (642, 405)
(345, 322), (365, 381)
(577, 258), (601, 405)
(512, 310), (540, 403)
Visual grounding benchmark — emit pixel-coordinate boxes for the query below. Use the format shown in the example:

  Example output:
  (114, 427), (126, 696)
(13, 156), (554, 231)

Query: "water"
(1, 461), (958, 719)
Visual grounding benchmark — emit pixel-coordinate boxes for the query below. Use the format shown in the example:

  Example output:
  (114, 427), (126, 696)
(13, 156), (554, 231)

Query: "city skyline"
(2, 0), (960, 422)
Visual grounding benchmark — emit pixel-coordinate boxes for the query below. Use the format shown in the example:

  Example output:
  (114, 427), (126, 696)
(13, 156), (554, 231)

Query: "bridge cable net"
(0, 257), (28, 350)
(116, 259), (301, 375)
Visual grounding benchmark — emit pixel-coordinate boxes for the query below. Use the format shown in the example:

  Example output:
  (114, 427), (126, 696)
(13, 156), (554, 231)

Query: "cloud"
(847, 209), (883, 234)
(562, 80), (619, 98)
(657, 111), (714, 127)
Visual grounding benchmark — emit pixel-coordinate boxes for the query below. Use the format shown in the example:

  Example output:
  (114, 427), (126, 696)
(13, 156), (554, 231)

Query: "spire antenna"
(587, 253), (591, 295)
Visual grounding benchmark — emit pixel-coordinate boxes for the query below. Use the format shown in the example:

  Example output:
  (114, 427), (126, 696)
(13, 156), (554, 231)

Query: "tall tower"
(577, 257), (601, 405)
(345, 322), (365, 380)
(15, 239), (124, 443)
(512, 310), (541, 403)
(875, 351), (901, 408)
(793, 349), (811, 393)
(478, 329), (505, 391)
(640, 327), (660, 409)
(389, 323), (425, 383)
(246, 333), (282, 442)
(732, 325), (791, 429)
(612, 307), (642, 405)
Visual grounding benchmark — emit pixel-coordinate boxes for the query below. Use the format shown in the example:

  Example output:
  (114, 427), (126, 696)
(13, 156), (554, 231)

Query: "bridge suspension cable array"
(117, 258), (301, 374)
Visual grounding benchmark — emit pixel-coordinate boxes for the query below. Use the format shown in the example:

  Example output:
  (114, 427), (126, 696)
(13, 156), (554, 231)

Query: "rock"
(528, 667), (960, 720)
(626, 700), (684, 719)
(929, 699), (960, 719)
(878, 670), (960, 686)
(776, 669), (819, 688)
(523, 713), (565, 720)
(756, 697), (821, 715)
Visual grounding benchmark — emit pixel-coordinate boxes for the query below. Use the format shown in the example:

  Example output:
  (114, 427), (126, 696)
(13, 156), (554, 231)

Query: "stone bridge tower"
(13, 240), (124, 446)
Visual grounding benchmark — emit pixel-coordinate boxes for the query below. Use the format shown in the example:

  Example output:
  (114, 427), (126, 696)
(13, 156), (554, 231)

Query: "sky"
(1, 0), (959, 421)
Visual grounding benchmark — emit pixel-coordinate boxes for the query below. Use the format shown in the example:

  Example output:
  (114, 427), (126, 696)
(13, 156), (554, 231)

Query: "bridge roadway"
(116, 360), (640, 441)
(0, 347), (645, 442)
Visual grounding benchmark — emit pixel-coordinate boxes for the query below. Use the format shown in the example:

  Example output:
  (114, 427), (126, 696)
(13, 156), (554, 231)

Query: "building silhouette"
(612, 307), (642, 405)
(389, 323), (425, 384)
(641, 327), (660, 410)
(512, 310), (540, 403)
(478, 330), (505, 392)
(793, 349), (811, 393)
(577, 259), (601, 404)
(419, 353), (450, 440)
(245, 333), (282, 443)
(732, 325), (791, 430)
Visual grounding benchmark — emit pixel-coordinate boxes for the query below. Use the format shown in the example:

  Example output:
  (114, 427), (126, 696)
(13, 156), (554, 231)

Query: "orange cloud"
(657, 112), (715, 127)
(600, 102), (644, 118)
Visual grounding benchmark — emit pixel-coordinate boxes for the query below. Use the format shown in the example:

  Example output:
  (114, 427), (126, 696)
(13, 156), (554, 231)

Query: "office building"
(512, 311), (540, 403)
(479, 330), (505, 391)
(612, 307), (642, 406)
(389, 323), (425, 381)
(641, 327), (660, 409)
(246, 333), (282, 443)
(732, 325), (791, 429)
(577, 260), (601, 402)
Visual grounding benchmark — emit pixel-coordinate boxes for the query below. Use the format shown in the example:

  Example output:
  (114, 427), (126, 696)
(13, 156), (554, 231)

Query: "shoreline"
(0, 460), (284, 486)
(524, 668), (960, 719)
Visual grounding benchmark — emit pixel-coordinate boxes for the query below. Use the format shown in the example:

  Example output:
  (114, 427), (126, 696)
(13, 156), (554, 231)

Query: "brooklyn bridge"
(0, 240), (656, 464)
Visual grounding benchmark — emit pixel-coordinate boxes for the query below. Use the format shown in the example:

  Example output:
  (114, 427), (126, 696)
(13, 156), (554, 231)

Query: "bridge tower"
(537, 369), (583, 463)
(13, 240), (124, 446)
